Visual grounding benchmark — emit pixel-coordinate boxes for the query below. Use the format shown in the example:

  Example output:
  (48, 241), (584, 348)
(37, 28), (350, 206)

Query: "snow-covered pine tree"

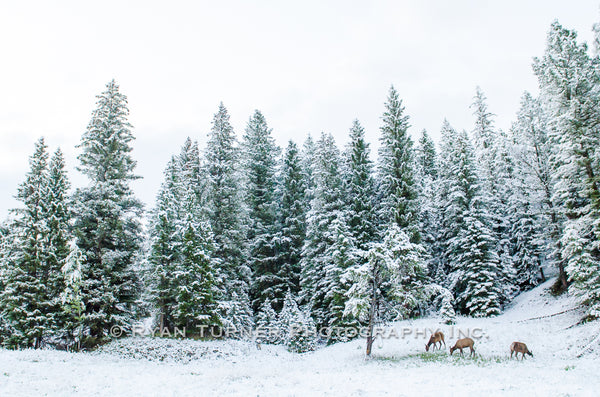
(415, 129), (441, 280)
(60, 240), (85, 350)
(509, 192), (546, 290)
(344, 224), (426, 356)
(470, 88), (517, 303)
(172, 217), (220, 335)
(416, 129), (438, 180)
(205, 103), (253, 329)
(147, 138), (223, 334)
(344, 119), (377, 251)
(45, 149), (72, 339)
(178, 138), (208, 219)
(242, 110), (281, 311)
(534, 21), (600, 314)
(300, 132), (346, 329)
(434, 120), (458, 283)
(377, 86), (420, 242)
(440, 128), (504, 317)
(437, 288), (456, 325)
(323, 214), (359, 343)
(510, 92), (554, 290)
(0, 223), (18, 344)
(1, 139), (49, 348)
(301, 135), (316, 208)
(255, 298), (280, 344)
(273, 141), (307, 310)
(72, 80), (143, 346)
(147, 157), (181, 332)
(0, 138), (69, 348)
(278, 291), (317, 353)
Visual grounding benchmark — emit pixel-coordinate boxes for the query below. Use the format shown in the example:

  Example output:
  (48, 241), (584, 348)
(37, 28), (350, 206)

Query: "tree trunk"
(366, 263), (378, 356)
(540, 266), (546, 283)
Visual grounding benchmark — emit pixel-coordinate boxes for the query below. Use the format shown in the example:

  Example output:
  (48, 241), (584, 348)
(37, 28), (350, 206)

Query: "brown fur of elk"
(449, 337), (475, 357)
(425, 331), (446, 352)
(510, 342), (533, 360)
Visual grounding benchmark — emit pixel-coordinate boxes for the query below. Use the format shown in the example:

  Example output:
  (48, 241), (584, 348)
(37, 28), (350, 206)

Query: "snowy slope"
(0, 278), (598, 396)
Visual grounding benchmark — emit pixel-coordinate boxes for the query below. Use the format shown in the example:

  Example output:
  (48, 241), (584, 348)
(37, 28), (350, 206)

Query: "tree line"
(1, 19), (600, 352)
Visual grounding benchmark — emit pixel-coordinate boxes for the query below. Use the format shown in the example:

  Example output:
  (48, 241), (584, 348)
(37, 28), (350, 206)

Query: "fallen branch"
(516, 307), (580, 323)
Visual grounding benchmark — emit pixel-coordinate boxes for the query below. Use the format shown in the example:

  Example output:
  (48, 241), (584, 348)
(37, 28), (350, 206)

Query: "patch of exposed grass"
(370, 351), (511, 367)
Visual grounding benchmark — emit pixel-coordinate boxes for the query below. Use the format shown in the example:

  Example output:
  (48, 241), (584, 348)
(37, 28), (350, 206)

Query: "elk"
(449, 337), (475, 357)
(510, 342), (533, 360)
(425, 331), (446, 352)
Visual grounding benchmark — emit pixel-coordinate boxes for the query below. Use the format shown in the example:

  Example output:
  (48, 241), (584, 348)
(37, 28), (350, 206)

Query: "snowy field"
(1, 279), (598, 396)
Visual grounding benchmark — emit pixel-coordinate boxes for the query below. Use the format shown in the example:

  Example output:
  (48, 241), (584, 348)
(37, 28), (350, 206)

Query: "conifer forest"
(2, 17), (600, 359)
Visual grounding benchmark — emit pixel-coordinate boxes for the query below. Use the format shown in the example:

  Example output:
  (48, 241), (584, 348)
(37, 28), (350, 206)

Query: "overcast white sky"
(1, 0), (598, 219)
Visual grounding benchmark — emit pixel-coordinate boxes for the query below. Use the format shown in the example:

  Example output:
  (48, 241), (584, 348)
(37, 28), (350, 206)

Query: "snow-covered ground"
(1, 278), (598, 396)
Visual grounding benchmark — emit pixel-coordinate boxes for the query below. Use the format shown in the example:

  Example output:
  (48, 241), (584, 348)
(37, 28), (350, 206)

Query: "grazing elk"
(449, 337), (475, 357)
(510, 342), (533, 360)
(425, 331), (446, 352)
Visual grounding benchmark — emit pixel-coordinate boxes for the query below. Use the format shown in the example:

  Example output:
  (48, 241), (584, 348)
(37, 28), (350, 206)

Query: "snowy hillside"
(0, 278), (598, 396)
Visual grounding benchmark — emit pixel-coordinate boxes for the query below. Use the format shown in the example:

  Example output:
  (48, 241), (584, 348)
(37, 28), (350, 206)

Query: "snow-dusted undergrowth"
(0, 279), (598, 396)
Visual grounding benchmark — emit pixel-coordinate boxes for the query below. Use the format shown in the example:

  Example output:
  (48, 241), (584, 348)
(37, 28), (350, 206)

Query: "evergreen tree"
(509, 192), (546, 290)
(377, 85), (419, 242)
(60, 240), (85, 350)
(534, 21), (600, 309)
(300, 133), (345, 328)
(416, 129), (438, 179)
(242, 110), (281, 311)
(0, 139), (71, 347)
(278, 291), (317, 353)
(255, 298), (279, 344)
(205, 103), (253, 327)
(439, 128), (504, 316)
(45, 149), (71, 336)
(301, 135), (316, 208)
(470, 88), (517, 301)
(172, 218), (220, 335)
(73, 80), (143, 345)
(511, 92), (554, 290)
(415, 129), (441, 279)
(344, 225), (426, 356)
(0, 139), (50, 348)
(147, 139), (222, 334)
(147, 157), (182, 332)
(273, 141), (307, 310)
(344, 120), (377, 251)
(323, 214), (359, 343)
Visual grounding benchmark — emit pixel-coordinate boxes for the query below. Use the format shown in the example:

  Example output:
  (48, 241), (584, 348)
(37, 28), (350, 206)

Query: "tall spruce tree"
(172, 217), (220, 334)
(511, 92), (555, 289)
(439, 128), (504, 316)
(147, 138), (222, 333)
(205, 103), (253, 328)
(73, 80), (143, 345)
(415, 129), (441, 279)
(300, 132), (345, 328)
(377, 86), (420, 242)
(534, 21), (600, 315)
(273, 141), (307, 310)
(242, 110), (281, 311)
(344, 120), (377, 251)
(147, 157), (181, 332)
(45, 149), (72, 339)
(1, 140), (72, 347)
(470, 88), (517, 303)
(0, 139), (50, 348)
